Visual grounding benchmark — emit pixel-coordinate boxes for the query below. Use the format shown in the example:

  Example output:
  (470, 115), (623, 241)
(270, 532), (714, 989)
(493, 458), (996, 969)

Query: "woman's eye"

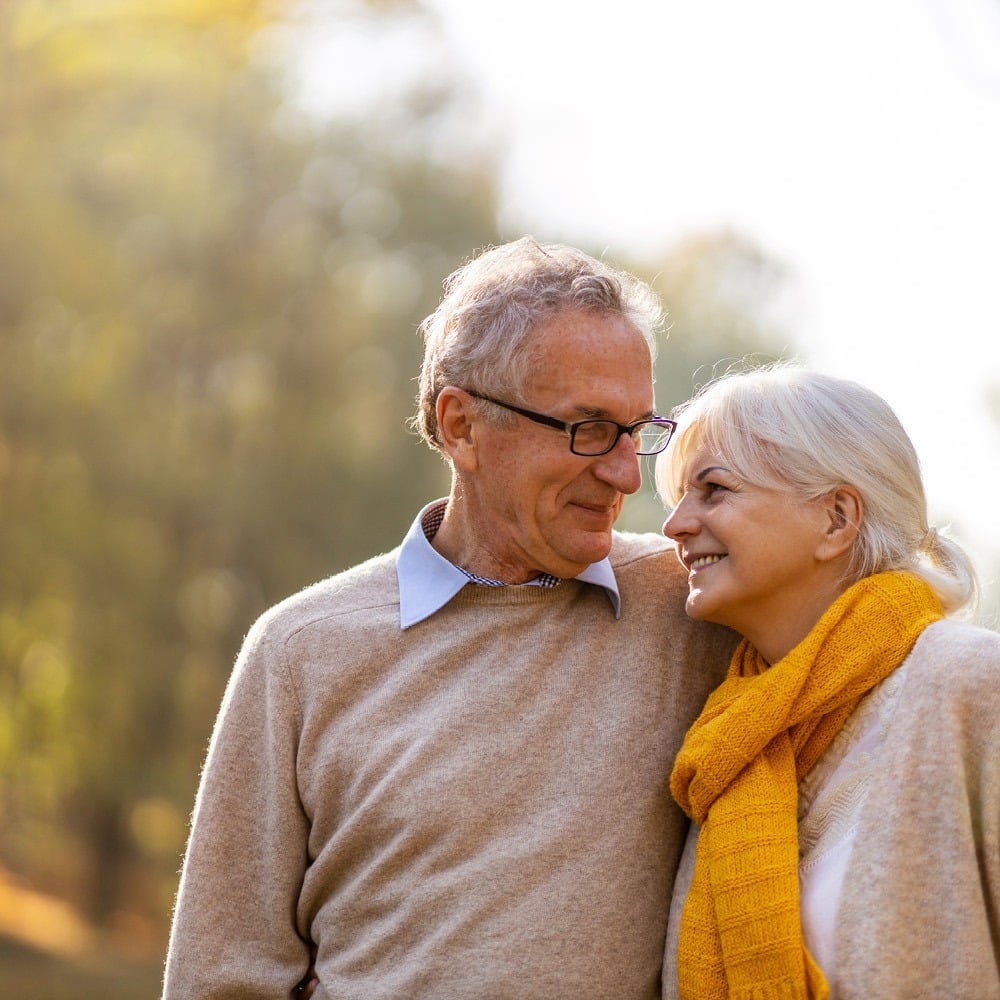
(704, 482), (728, 499)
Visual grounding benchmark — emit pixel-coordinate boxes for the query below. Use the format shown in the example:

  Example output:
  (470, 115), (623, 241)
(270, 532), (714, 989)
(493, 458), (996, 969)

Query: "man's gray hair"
(413, 236), (664, 450)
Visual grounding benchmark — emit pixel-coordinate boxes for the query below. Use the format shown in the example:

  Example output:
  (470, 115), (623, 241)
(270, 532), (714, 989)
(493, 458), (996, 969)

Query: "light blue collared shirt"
(396, 500), (621, 629)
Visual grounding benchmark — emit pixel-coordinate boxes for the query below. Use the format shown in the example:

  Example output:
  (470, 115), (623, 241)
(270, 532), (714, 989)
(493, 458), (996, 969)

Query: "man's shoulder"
(608, 529), (701, 613)
(609, 530), (686, 582)
(608, 530), (738, 678)
(251, 546), (402, 643)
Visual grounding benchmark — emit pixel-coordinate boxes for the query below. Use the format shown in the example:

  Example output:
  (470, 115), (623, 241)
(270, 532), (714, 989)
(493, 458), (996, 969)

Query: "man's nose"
(593, 432), (643, 495)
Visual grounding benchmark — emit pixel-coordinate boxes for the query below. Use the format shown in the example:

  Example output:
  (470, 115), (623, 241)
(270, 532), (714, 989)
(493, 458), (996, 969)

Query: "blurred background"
(1, 0), (997, 995)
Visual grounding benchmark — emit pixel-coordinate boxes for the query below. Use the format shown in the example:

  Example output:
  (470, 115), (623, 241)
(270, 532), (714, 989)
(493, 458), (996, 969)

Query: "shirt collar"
(396, 499), (621, 628)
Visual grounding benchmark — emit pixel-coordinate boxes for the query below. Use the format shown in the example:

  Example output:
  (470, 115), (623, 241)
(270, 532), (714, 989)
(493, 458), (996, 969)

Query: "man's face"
(471, 309), (656, 580)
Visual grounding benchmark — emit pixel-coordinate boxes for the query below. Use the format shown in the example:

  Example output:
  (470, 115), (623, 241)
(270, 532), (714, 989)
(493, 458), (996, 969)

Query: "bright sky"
(419, 0), (1000, 607)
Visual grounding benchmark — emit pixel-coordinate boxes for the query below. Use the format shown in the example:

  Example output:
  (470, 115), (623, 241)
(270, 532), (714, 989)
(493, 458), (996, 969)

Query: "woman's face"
(662, 441), (839, 662)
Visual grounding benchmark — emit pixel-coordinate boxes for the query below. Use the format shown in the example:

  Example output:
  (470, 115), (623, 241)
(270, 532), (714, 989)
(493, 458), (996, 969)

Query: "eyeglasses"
(465, 390), (677, 457)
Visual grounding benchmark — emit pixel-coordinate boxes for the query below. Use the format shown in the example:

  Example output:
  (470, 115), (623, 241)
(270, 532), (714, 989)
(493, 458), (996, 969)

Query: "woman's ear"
(435, 387), (480, 471)
(816, 485), (863, 562)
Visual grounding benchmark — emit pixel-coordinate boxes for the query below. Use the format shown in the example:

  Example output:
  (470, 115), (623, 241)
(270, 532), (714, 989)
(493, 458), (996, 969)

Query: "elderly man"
(162, 237), (736, 999)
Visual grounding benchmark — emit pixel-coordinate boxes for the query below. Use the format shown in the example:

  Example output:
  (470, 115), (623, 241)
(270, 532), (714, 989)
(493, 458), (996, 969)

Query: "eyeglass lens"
(572, 420), (672, 456)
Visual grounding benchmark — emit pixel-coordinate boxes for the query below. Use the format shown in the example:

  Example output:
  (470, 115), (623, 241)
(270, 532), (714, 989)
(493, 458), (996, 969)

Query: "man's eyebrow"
(695, 465), (732, 482)
(575, 405), (658, 421)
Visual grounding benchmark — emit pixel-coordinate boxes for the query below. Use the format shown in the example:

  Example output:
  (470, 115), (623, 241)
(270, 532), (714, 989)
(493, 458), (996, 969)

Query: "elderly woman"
(656, 363), (1000, 1000)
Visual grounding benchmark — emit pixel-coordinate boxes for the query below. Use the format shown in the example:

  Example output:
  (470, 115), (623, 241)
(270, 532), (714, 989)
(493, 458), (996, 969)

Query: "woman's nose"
(662, 496), (697, 540)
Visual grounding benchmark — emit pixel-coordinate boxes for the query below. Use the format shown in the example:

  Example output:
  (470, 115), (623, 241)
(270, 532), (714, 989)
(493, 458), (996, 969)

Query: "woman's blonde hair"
(655, 362), (978, 615)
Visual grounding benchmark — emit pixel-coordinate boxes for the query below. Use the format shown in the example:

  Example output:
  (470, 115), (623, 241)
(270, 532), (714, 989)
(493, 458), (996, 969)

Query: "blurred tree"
(0, 0), (498, 945)
(644, 228), (793, 405)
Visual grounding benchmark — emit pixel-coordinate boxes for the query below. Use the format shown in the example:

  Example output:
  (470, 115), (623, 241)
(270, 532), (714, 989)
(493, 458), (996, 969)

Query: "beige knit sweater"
(664, 617), (1000, 1000)
(162, 530), (737, 999)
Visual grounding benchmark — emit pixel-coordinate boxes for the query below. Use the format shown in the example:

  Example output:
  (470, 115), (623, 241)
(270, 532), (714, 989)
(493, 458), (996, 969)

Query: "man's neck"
(430, 494), (567, 585)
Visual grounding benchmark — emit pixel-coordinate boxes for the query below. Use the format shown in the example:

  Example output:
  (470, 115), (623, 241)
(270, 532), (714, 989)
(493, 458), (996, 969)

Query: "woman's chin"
(685, 591), (728, 628)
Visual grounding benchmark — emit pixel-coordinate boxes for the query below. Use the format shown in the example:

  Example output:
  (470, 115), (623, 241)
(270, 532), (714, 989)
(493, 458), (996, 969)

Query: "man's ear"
(816, 485), (863, 562)
(435, 387), (480, 471)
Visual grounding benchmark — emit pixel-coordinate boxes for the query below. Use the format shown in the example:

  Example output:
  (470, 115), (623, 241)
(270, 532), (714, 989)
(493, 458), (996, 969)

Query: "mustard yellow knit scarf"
(670, 571), (943, 1000)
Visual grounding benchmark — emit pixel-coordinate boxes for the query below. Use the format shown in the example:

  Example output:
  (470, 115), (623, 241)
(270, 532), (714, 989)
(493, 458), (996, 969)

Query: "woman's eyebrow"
(695, 465), (732, 482)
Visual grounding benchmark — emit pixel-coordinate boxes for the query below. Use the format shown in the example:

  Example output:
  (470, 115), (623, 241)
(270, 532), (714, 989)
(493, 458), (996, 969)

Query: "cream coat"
(665, 618), (1000, 1000)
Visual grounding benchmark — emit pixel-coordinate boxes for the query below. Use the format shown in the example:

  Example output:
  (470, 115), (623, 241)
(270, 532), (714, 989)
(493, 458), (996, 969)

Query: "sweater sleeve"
(162, 611), (312, 999)
(834, 621), (1000, 1000)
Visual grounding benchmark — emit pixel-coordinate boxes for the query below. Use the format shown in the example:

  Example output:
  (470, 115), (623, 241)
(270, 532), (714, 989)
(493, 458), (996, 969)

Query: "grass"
(0, 933), (163, 1000)
(0, 867), (166, 999)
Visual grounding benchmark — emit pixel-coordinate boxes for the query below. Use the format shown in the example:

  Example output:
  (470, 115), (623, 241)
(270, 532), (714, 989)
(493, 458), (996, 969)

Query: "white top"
(796, 662), (909, 993)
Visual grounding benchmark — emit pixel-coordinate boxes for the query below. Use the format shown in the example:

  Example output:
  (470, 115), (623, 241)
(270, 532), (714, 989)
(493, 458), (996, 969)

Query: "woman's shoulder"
(910, 617), (1000, 668)
(898, 618), (1000, 716)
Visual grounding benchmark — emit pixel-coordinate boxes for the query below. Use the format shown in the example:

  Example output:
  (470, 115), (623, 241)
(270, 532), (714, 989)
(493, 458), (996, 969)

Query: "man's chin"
(557, 531), (615, 573)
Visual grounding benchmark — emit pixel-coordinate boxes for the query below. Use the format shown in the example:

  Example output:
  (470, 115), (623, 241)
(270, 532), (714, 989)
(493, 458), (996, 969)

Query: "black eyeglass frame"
(465, 390), (677, 457)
